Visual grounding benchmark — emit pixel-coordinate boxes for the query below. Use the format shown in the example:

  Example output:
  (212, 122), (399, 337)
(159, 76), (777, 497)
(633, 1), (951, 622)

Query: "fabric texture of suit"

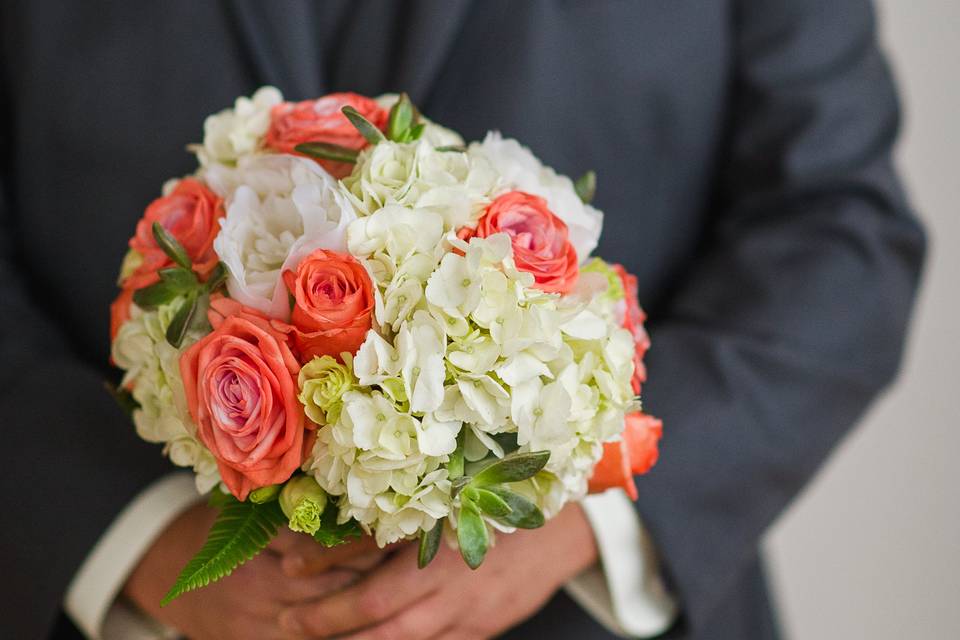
(0, 1), (924, 638)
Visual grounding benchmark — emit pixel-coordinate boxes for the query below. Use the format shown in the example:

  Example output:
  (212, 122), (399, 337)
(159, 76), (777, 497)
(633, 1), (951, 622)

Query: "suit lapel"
(224, 0), (474, 103)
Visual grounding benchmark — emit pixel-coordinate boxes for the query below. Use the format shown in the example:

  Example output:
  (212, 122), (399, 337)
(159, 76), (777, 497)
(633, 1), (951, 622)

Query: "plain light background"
(764, 2), (960, 638)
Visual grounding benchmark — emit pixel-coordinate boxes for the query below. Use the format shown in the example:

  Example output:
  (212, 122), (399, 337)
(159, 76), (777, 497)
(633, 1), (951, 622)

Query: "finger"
(336, 550), (389, 572)
(337, 591), (449, 640)
(281, 536), (385, 577)
(268, 527), (304, 555)
(278, 545), (439, 637)
(280, 569), (361, 604)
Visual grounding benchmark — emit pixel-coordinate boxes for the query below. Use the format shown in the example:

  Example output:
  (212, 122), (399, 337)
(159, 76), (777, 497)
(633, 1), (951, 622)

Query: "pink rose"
(588, 412), (662, 501)
(465, 191), (579, 294)
(265, 92), (388, 178)
(612, 264), (650, 395)
(180, 296), (310, 500)
(281, 249), (374, 361)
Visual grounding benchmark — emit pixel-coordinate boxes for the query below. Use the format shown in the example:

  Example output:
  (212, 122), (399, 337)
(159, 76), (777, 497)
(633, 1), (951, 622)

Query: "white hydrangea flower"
(198, 86), (282, 166)
(209, 154), (356, 319)
(341, 140), (498, 229)
(396, 311), (446, 413)
(111, 301), (221, 493)
(469, 132), (603, 261)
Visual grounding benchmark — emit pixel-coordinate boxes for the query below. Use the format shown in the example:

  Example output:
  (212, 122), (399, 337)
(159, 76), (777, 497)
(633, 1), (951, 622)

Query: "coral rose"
(281, 249), (374, 362)
(126, 178), (223, 289)
(265, 92), (388, 178)
(588, 412), (662, 501)
(179, 296), (309, 500)
(612, 264), (650, 395)
(467, 191), (579, 294)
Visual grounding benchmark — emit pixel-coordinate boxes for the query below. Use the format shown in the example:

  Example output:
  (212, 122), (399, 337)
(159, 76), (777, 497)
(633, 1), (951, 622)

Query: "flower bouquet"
(108, 88), (662, 604)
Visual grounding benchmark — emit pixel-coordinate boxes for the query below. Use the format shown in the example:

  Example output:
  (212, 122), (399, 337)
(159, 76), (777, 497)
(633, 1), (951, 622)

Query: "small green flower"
(581, 258), (624, 303)
(280, 476), (328, 535)
(298, 355), (356, 425)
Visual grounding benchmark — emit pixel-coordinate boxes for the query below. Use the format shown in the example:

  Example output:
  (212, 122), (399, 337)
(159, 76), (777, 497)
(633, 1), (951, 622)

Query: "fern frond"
(161, 497), (285, 606)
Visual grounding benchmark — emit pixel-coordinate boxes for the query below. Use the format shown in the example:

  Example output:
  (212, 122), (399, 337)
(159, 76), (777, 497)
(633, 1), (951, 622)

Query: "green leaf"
(448, 431), (466, 480)
(418, 519), (444, 569)
(152, 222), (192, 270)
(204, 262), (228, 293)
(103, 381), (140, 417)
(450, 475), (471, 498)
(574, 170), (597, 204)
(132, 281), (180, 308)
(474, 488), (512, 518)
(158, 267), (198, 292)
(311, 506), (363, 547)
(341, 106), (386, 144)
(485, 487), (545, 529)
(387, 93), (415, 142)
(470, 451), (550, 486)
(166, 294), (199, 348)
(294, 142), (359, 164)
(434, 144), (466, 153)
(161, 497), (285, 606)
(407, 122), (426, 141)
(456, 505), (489, 569)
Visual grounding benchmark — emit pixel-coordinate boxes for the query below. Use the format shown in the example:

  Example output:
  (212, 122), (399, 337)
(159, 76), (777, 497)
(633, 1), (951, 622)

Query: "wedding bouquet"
(108, 88), (663, 604)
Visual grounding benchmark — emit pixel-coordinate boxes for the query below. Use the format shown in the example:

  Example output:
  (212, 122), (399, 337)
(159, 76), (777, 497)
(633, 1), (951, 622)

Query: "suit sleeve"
(0, 66), (170, 640)
(633, 0), (926, 632)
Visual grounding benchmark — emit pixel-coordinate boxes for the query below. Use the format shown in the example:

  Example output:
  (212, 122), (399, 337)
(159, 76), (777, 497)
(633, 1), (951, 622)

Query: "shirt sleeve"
(565, 490), (678, 638)
(65, 473), (201, 640)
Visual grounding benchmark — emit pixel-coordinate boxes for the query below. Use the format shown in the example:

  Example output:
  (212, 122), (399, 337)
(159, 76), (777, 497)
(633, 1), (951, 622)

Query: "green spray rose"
(298, 354), (356, 425)
(280, 476), (329, 535)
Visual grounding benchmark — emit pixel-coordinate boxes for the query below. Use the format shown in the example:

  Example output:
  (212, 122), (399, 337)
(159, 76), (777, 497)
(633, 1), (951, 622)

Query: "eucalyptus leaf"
(456, 505), (489, 569)
(152, 222), (192, 270)
(574, 170), (597, 204)
(486, 487), (545, 529)
(294, 142), (359, 164)
(158, 267), (198, 292)
(418, 519), (444, 569)
(166, 294), (199, 348)
(387, 93), (414, 141)
(342, 106), (386, 144)
(132, 281), (180, 308)
(470, 451), (550, 486)
(474, 488), (513, 518)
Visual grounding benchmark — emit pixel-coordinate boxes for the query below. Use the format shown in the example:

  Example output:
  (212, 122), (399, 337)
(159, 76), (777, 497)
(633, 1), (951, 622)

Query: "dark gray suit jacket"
(0, 1), (924, 638)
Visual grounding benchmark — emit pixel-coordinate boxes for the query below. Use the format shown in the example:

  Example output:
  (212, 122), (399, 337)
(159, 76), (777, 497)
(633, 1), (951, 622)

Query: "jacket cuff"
(565, 490), (678, 638)
(64, 472), (200, 639)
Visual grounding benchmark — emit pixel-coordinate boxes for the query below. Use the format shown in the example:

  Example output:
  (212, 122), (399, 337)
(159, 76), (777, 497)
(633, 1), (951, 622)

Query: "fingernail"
(279, 609), (302, 633)
(283, 554), (305, 576)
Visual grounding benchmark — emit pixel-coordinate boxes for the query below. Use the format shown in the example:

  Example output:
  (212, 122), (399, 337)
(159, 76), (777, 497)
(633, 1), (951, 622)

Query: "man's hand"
(277, 503), (599, 639)
(123, 502), (387, 640)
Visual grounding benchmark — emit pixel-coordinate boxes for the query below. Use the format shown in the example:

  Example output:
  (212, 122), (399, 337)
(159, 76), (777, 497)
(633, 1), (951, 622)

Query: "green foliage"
(418, 518), (444, 569)
(161, 495), (286, 606)
(204, 262), (228, 293)
(484, 486), (544, 529)
(311, 506), (363, 547)
(294, 142), (359, 163)
(342, 106), (386, 144)
(574, 170), (597, 204)
(456, 504), (489, 569)
(448, 431), (466, 480)
(472, 487), (512, 518)
(152, 221), (192, 270)
(387, 93), (414, 141)
(103, 381), (140, 417)
(470, 451), (550, 486)
(131, 280), (180, 308)
(435, 144), (466, 153)
(165, 293), (198, 348)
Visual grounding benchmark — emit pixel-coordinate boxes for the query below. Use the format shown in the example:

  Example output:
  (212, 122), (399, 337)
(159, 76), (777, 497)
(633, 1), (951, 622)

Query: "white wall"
(765, 2), (960, 638)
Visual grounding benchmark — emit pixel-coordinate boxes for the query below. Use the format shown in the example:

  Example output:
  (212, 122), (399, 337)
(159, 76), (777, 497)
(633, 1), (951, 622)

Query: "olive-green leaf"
(158, 267), (198, 292)
(470, 451), (550, 486)
(387, 93), (415, 142)
(342, 106), (386, 144)
(574, 170), (597, 204)
(294, 142), (359, 164)
(474, 488), (513, 518)
(204, 262), (228, 293)
(132, 281), (180, 308)
(407, 122), (426, 141)
(448, 431), (466, 480)
(418, 519), (444, 569)
(152, 221), (192, 270)
(311, 507), (363, 547)
(457, 505), (489, 569)
(486, 487), (545, 529)
(166, 294), (198, 348)
(434, 144), (466, 153)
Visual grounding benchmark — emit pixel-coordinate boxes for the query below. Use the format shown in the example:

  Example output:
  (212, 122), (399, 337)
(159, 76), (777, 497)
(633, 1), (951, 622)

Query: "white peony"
(209, 154), (356, 319)
(198, 86), (282, 166)
(469, 132), (603, 261)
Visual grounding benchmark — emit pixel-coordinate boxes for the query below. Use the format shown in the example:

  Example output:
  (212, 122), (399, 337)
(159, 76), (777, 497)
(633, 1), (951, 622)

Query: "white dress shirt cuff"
(65, 472), (201, 639)
(565, 489), (678, 638)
